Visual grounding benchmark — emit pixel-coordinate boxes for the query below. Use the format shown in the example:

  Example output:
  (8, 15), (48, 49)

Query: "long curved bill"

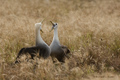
(50, 21), (54, 32)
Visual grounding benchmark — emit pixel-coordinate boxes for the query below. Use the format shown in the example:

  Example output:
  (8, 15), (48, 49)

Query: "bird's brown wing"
(15, 46), (41, 63)
(61, 45), (70, 59)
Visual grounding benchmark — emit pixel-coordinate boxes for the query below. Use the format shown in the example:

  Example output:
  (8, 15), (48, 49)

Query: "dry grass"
(1, 0), (120, 80)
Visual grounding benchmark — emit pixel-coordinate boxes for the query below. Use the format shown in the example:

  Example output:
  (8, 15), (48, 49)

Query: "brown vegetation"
(0, 0), (120, 80)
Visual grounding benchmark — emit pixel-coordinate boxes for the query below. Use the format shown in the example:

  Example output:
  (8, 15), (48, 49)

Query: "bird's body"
(35, 22), (51, 58)
(50, 22), (70, 63)
(50, 40), (65, 62)
(15, 21), (50, 63)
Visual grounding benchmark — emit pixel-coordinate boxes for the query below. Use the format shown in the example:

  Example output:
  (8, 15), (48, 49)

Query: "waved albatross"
(50, 21), (70, 63)
(15, 21), (51, 63)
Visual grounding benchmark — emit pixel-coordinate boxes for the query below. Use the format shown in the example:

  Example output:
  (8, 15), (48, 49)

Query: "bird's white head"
(35, 22), (43, 33)
(50, 21), (58, 32)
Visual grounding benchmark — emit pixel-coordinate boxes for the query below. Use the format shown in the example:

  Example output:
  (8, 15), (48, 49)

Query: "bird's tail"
(15, 48), (25, 64)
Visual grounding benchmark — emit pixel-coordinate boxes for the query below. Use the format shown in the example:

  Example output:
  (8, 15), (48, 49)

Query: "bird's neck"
(53, 28), (60, 43)
(36, 28), (44, 46)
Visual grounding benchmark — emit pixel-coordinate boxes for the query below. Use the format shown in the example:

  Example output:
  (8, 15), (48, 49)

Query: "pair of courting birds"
(15, 20), (70, 63)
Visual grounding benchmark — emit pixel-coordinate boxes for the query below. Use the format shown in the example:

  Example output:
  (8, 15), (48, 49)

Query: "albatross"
(15, 21), (51, 63)
(50, 21), (70, 63)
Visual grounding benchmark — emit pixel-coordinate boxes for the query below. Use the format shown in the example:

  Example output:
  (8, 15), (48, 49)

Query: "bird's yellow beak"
(40, 29), (43, 33)
(50, 21), (54, 32)
(50, 21), (54, 25)
(39, 19), (45, 33)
